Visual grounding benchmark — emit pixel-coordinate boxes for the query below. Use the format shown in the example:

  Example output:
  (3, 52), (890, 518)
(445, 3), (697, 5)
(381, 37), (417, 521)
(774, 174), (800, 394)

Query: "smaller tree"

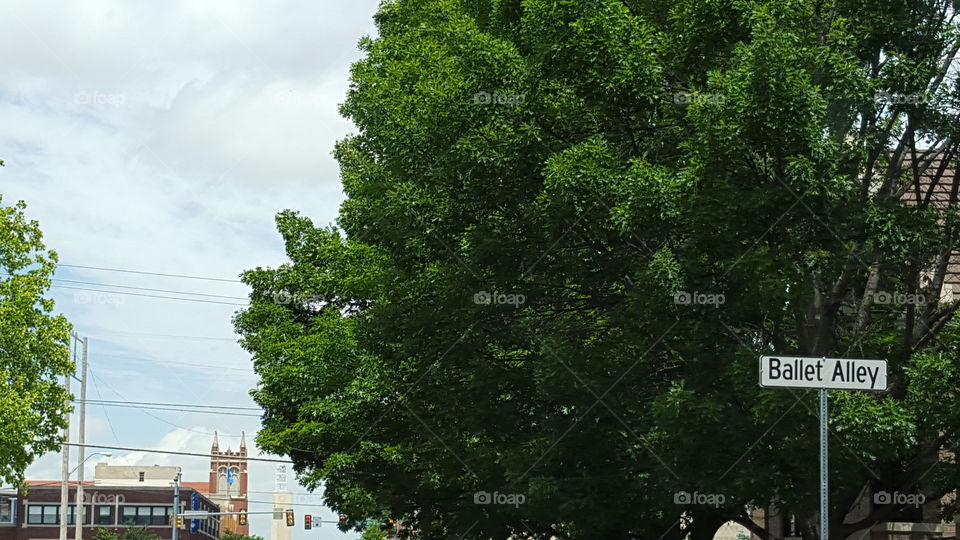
(360, 524), (385, 540)
(221, 532), (266, 540)
(121, 528), (159, 540)
(92, 528), (119, 540)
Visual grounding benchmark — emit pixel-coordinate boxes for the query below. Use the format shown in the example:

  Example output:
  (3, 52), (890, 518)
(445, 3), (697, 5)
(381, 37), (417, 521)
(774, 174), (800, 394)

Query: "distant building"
(0, 482), (219, 540)
(94, 465), (180, 487)
(269, 492), (291, 540)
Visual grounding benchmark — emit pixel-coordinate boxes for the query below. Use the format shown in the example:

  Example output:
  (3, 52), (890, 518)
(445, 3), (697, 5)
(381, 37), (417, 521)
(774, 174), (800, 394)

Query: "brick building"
(0, 483), (219, 540)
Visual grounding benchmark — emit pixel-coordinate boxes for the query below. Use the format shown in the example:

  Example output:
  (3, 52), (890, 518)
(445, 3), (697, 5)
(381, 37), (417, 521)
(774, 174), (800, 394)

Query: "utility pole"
(59, 347), (72, 540)
(74, 337), (88, 540)
(173, 471), (181, 540)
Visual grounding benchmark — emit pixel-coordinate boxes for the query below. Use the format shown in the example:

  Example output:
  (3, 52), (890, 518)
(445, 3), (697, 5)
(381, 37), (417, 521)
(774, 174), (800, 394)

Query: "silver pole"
(75, 338), (88, 540)
(173, 471), (181, 540)
(59, 356), (72, 540)
(820, 387), (829, 540)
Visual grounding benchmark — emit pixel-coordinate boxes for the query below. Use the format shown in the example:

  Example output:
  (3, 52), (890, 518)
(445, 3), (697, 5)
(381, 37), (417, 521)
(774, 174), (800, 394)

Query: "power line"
(62, 443), (291, 463)
(90, 330), (238, 342)
(246, 500), (326, 508)
(91, 352), (254, 373)
(76, 399), (262, 411)
(87, 368), (120, 444)
(53, 285), (248, 306)
(88, 369), (242, 437)
(74, 402), (262, 417)
(58, 264), (244, 283)
(52, 278), (248, 300)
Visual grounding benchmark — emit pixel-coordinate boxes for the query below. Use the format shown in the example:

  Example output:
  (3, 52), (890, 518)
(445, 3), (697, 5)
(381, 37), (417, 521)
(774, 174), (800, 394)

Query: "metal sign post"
(820, 387), (828, 540)
(759, 355), (888, 540)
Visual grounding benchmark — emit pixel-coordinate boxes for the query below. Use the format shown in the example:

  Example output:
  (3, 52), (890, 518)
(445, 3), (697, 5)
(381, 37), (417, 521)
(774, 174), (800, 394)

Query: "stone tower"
(207, 432), (249, 535)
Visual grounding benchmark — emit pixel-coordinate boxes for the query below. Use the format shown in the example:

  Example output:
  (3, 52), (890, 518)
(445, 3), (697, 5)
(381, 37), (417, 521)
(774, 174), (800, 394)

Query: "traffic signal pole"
(173, 471), (181, 540)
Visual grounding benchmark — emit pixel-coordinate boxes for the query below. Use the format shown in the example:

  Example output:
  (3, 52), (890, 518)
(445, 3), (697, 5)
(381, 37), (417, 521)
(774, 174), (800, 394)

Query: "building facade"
(0, 484), (219, 540)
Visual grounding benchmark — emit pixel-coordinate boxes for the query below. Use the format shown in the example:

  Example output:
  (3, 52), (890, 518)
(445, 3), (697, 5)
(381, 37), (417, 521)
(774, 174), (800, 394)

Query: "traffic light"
(285, 509), (294, 527)
(175, 516), (184, 529)
(338, 514), (347, 527)
(238, 512), (247, 526)
(304, 515), (312, 530)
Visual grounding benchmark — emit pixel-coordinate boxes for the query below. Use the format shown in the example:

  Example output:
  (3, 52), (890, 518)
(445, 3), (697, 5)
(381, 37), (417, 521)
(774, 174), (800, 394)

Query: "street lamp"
(63, 451), (112, 540)
(69, 452), (112, 475)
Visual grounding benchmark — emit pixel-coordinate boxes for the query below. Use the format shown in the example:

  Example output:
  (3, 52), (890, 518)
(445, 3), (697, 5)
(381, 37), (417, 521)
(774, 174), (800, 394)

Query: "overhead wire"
(89, 330), (238, 342)
(74, 402), (262, 417)
(75, 399), (261, 411)
(53, 285), (248, 306)
(58, 264), (244, 283)
(87, 367), (120, 444)
(51, 278), (247, 300)
(87, 370), (244, 437)
(91, 353), (254, 373)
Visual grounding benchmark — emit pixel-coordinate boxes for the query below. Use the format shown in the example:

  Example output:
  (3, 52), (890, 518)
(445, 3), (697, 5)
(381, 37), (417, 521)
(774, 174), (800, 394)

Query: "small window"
(150, 506), (168, 525)
(67, 505), (89, 525)
(42, 506), (58, 525)
(27, 504), (60, 525)
(67, 504), (90, 525)
(27, 505), (42, 524)
(138, 472), (145, 482)
(96, 506), (114, 525)
(120, 506), (137, 526)
(0, 498), (15, 524)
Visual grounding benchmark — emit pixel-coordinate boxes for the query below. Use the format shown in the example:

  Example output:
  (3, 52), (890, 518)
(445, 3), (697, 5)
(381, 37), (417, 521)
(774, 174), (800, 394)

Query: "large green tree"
(235, 0), (960, 538)
(0, 190), (72, 488)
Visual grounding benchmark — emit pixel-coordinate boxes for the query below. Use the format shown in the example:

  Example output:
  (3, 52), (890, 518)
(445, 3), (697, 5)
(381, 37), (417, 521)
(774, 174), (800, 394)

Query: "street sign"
(190, 492), (200, 532)
(759, 356), (887, 391)
(180, 511), (209, 518)
(759, 354), (888, 540)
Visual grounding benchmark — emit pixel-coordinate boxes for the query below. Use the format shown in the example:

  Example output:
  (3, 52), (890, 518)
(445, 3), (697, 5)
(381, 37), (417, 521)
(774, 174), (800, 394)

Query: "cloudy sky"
(0, 1), (381, 538)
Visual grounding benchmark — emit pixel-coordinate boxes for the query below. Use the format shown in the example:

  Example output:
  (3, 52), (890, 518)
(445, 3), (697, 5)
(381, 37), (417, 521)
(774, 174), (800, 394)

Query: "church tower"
(207, 432), (249, 535)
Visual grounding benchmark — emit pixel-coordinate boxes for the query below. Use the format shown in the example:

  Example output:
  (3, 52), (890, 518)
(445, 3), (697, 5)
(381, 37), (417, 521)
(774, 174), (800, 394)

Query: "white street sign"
(759, 355), (887, 391)
(180, 511), (209, 518)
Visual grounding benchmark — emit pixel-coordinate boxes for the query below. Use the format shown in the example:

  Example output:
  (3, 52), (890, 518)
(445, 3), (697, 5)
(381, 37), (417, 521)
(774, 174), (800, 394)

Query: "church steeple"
(240, 431), (247, 455)
(211, 431), (219, 452)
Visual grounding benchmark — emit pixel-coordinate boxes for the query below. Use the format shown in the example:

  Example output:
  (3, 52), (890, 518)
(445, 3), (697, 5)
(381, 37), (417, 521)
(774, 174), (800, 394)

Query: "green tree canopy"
(235, 0), (960, 538)
(0, 193), (73, 487)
